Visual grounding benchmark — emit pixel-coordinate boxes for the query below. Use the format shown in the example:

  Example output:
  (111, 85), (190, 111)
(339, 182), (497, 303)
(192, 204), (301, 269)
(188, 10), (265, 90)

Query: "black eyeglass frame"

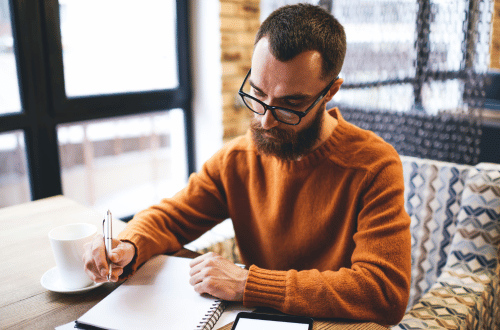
(238, 69), (339, 125)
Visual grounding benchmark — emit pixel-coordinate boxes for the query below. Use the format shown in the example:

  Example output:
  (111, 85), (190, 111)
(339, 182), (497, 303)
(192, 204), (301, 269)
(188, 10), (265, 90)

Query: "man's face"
(248, 38), (333, 160)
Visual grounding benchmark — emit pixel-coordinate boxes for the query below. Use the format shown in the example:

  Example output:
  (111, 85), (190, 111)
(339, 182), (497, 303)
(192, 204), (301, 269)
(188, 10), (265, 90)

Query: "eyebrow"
(248, 79), (312, 100)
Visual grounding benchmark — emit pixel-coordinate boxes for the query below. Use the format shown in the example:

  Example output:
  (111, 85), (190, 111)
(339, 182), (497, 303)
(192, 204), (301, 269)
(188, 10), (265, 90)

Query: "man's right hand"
(83, 234), (136, 283)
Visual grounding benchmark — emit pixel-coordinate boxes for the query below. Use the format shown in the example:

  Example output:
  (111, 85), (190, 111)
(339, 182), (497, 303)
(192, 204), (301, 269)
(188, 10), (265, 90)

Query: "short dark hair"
(255, 4), (346, 80)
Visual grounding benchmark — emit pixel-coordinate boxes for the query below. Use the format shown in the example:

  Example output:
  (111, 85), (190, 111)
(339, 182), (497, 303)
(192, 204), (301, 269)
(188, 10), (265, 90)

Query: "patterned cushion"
(400, 155), (471, 308)
(394, 166), (500, 329)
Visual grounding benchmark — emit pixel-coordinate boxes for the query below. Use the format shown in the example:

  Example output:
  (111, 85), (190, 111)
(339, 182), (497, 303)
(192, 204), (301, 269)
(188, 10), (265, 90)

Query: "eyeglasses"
(238, 69), (338, 125)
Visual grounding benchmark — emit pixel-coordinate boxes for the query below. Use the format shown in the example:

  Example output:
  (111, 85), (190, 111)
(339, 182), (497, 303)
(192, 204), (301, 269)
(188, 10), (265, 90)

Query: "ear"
(324, 78), (343, 103)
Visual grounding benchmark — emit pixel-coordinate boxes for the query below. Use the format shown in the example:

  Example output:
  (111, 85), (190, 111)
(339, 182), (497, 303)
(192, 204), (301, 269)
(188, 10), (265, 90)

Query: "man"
(83, 4), (411, 325)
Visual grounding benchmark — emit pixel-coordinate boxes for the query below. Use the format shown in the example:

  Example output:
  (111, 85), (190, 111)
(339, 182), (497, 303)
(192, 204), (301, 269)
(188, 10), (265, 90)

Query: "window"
(331, 0), (418, 112)
(0, 131), (29, 207)
(59, 0), (179, 97)
(0, 0), (193, 214)
(57, 110), (187, 218)
(330, 0), (492, 115)
(0, 0), (21, 114)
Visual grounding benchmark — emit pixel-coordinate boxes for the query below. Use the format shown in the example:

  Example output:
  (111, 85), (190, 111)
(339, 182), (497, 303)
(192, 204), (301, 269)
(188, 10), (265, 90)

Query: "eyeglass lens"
(241, 95), (301, 124)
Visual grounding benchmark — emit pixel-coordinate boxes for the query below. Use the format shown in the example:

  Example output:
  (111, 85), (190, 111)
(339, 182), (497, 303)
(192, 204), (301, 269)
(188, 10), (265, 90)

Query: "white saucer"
(41, 267), (104, 294)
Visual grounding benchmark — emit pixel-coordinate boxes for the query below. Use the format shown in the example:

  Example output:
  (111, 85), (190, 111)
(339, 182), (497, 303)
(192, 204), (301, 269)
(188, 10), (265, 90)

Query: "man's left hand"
(189, 252), (248, 301)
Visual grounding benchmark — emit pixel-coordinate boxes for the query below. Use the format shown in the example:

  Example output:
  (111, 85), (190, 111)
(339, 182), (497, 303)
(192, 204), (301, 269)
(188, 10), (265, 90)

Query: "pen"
(104, 210), (113, 281)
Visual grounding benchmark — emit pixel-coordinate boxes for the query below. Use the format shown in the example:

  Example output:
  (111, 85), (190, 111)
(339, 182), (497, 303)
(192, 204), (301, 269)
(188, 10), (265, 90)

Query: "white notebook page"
(78, 255), (223, 330)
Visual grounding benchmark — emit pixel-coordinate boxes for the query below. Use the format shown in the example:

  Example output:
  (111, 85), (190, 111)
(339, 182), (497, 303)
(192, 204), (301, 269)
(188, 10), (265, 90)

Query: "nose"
(260, 109), (280, 130)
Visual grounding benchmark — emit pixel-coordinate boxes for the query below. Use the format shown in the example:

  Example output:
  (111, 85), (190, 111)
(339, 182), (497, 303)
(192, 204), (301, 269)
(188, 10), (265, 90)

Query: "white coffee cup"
(49, 223), (97, 290)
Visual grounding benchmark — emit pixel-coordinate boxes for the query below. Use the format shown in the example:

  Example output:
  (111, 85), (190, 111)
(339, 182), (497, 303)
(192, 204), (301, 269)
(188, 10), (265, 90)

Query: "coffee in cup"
(49, 223), (97, 290)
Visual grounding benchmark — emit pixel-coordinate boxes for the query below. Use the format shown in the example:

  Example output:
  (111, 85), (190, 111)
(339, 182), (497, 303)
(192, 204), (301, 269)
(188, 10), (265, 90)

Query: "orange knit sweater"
(118, 108), (411, 325)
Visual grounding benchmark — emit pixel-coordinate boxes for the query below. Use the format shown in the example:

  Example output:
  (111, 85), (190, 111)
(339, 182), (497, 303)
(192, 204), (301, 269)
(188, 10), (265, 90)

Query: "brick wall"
(220, 0), (261, 143)
(491, 0), (500, 70)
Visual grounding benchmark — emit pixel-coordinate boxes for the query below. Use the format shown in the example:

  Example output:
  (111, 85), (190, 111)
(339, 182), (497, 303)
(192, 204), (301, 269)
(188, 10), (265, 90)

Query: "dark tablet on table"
(230, 312), (313, 330)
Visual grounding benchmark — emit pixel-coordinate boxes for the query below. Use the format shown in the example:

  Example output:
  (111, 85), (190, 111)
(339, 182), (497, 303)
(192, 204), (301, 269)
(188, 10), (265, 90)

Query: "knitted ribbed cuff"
(243, 265), (287, 311)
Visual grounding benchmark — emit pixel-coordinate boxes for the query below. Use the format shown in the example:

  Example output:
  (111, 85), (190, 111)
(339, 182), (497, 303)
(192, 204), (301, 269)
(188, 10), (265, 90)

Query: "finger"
(109, 241), (135, 267)
(189, 253), (210, 268)
(83, 236), (104, 280)
(83, 248), (108, 283)
(193, 282), (207, 295)
(188, 254), (208, 276)
(189, 252), (220, 276)
(193, 278), (218, 298)
(111, 238), (121, 249)
(193, 278), (210, 295)
(189, 266), (210, 286)
(189, 256), (213, 277)
(90, 234), (109, 277)
(109, 244), (127, 265)
(109, 266), (124, 282)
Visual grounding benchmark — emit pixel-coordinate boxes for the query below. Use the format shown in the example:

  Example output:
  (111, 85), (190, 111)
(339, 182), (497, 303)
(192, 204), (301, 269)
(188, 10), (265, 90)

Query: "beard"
(250, 102), (325, 161)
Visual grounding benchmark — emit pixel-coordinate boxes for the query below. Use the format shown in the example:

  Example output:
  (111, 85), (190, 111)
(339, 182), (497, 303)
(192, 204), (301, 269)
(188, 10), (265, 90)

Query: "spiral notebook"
(75, 255), (226, 330)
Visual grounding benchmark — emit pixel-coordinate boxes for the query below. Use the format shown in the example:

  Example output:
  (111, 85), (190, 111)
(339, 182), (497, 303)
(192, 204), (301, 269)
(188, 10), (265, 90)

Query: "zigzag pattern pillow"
(400, 156), (470, 308)
(394, 167), (500, 329)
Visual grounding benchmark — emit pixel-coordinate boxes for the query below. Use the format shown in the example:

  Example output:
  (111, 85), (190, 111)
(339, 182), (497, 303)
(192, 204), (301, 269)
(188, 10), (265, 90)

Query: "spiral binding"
(195, 300), (227, 330)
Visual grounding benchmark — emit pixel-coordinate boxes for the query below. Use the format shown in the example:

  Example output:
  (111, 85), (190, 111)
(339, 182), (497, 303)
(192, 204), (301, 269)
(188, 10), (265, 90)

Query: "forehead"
(250, 38), (325, 94)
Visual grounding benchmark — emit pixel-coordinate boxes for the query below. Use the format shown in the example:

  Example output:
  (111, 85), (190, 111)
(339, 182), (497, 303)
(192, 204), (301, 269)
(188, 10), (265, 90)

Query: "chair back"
(400, 155), (472, 308)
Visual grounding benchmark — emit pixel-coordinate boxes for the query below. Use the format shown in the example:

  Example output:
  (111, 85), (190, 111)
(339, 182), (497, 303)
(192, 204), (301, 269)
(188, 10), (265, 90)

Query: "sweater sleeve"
(243, 157), (411, 325)
(117, 149), (230, 276)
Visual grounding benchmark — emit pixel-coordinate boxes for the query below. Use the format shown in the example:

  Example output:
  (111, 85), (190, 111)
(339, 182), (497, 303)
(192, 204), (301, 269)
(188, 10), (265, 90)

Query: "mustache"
(249, 120), (295, 141)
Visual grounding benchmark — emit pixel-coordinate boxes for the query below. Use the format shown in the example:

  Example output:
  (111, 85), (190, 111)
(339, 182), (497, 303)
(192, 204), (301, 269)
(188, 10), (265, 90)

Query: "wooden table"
(0, 196), (387, 330)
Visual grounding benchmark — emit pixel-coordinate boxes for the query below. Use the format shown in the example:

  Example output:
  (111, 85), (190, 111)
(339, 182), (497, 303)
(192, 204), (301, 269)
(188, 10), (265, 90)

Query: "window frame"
(339, 0), (499, 115)
(0, 0), (194, 202)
